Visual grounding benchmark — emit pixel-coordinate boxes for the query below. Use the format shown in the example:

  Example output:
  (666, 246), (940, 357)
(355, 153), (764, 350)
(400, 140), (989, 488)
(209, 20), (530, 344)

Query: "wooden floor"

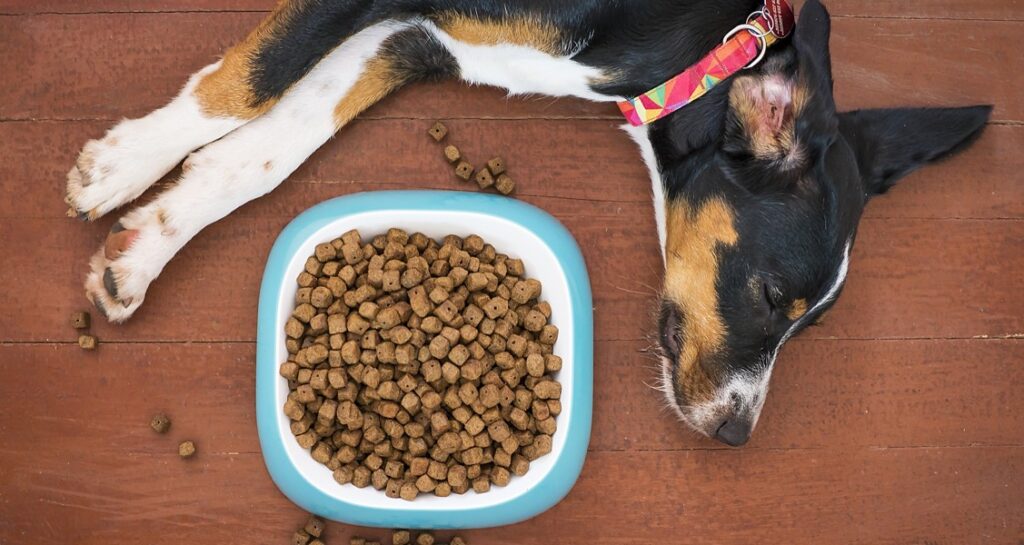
(1, 1), (1022, 544)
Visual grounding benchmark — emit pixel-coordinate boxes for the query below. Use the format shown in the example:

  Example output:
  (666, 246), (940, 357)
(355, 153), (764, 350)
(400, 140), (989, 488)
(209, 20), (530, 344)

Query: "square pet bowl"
(256, 190), (593, 529)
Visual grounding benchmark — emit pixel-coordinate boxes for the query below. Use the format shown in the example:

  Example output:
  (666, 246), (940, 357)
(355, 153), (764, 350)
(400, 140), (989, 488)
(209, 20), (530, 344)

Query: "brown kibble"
(428, 121), (448, 142)
(70, 310), (91, 329)
(495, 174), (515, 195)
(455, 161), (473, 181)
(486, 157), (506, 176)
(444, 144), (461, 163)
(540, 324), (559, 345)
(416, 534), (435, 545)
(149, 413), (171, 434)
(533, 380), (561, 400)
(474, 168), (494, 189)
(78, 334), (97, 350)
(178, 440), (196, 458)
(483, 297), (508, 320)
(304, 515), (325, 537)
(400, 481), (418, 501)
(392, 530), (411, 545)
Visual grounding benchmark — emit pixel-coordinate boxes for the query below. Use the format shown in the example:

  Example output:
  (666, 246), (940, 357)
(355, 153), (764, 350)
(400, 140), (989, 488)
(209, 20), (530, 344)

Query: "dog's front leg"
(86, 22), (411, 322)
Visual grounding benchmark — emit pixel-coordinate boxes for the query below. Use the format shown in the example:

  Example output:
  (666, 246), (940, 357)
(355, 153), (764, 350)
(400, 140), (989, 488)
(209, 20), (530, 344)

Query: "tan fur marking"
(193, 2), (303, 118)
(263, 160), (274, 171)
(332, 56), (404, 128)
(787, 298), (808, 321)
(729, 75), (808, 165)
(663, 198), (739, 402)
(434, 13), (562, 55)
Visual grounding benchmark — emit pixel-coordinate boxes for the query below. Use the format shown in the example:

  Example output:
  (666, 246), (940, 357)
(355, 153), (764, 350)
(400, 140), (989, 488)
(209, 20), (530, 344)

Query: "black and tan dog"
(65, 0), (990, 445)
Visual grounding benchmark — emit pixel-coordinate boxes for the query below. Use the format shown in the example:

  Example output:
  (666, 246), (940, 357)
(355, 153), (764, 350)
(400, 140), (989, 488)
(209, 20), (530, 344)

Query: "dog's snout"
(714, 417), (752, 447)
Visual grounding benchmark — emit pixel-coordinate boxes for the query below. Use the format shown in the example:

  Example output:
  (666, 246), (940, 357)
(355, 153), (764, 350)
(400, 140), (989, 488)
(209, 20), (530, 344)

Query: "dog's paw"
(65, 128), (176, 221)
(83, 210), (174, 323)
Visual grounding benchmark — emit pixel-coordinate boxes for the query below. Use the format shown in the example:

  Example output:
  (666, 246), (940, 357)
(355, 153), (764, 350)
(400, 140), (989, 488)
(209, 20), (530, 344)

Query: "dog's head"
(652, 0), (990, 445)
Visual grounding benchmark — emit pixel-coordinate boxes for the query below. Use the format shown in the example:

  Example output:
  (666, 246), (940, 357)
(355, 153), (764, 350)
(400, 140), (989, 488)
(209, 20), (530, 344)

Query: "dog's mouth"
(655, 300), (689, 420)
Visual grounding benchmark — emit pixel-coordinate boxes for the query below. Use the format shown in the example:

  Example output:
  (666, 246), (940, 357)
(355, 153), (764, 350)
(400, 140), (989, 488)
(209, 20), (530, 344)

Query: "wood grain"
(0, 14), (1021, 122)
(0, 3), (1021, 544)
(1, 213), (1020, 344)
(2, 339), (1021, 453)
(1, 443), (1020, 545)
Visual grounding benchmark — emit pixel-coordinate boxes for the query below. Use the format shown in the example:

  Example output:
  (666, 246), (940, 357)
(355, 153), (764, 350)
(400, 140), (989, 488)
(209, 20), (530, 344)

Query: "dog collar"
(617, 1), (794, 127)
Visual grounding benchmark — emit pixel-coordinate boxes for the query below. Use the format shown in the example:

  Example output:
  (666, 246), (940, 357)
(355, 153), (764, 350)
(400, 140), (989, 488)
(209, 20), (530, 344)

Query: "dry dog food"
(71, 310), (91, 329)
(427, 122), (448, 142)
(281, 229), (561, 500)
(428, 122), (515, 196)
(150, 413), (171, 434)
(78, 334), (97, 350)
(178, 440), (196, 458)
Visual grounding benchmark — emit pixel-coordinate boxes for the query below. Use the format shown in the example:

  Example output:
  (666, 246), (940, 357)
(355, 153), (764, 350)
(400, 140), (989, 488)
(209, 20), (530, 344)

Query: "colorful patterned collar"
(617, 1), (795, 126)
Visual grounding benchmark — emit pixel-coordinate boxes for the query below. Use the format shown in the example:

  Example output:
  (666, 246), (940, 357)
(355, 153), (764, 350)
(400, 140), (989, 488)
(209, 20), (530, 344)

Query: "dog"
(65, 0), (990, 446)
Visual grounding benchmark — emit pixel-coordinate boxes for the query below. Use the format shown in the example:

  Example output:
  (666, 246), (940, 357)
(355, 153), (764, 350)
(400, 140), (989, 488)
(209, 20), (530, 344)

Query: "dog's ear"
(722, 0), (837, 174)
(792, 0), (834, 105)
(838, 105), (992, 195)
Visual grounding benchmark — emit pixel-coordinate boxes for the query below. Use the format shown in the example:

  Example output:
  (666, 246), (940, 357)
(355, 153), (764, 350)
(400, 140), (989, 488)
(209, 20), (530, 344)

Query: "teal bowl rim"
(256, 190), (593, 529)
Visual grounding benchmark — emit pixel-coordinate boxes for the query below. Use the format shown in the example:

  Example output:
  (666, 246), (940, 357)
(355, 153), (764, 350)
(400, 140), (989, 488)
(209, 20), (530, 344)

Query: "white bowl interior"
(272, 209), (575, 511)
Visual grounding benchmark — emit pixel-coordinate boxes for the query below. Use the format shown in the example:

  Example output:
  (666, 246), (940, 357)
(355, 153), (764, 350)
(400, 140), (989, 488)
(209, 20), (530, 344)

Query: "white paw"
(65, 127), (181, 221)
(84, 208), (179, 322)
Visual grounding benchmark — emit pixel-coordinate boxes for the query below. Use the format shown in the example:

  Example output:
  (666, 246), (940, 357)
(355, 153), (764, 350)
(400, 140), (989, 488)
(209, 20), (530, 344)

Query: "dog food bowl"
(256, 190), (593, 529)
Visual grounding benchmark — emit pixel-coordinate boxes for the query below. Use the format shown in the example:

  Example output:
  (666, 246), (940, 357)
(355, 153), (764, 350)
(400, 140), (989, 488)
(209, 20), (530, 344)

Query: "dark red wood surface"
(0, 1), (1021, 544)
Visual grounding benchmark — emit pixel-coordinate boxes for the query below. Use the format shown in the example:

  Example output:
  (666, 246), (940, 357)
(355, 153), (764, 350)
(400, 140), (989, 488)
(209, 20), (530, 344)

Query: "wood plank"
(827, 0), (1024, 20)
(2, 339), (1021, 452)
(1, 208), (1020, 343)
(3, 119), (1021, 222)
(0, 14), (1019, 121)
(0, 444), (1020, 545)
(2, 0), (1021, 22)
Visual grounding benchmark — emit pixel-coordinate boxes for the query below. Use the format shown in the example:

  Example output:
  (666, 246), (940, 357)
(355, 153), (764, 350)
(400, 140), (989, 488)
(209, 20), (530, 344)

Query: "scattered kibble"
(149, 413), (171, 434)
(428, 123), (515, 196)
(78, 334), (97, 350)
(427, 122), (448, 142)
(494, 174), (515, 195)
(304, 515), (325, 538)
(70, 310), (91, 329)
(282, 229), (560, 500)
(178, 440), (196, 458)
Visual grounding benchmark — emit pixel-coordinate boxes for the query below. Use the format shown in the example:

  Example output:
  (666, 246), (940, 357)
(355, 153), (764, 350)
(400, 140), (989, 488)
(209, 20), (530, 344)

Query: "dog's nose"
(714, 418), (752, 447)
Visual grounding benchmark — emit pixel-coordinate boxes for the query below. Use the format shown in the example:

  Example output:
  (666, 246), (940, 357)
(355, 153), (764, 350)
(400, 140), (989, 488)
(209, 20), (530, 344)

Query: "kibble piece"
(70, 311), (91, 329)
(416, 534), (435, 545)
(540, 324), (559, 345)
(455, 161), (474, 181)
(150, 413), (171, 434)
(294, 530), (312, 545)
(178, 440), (196, 458)
(400, 481), (419, 501)
(495, 174), (515, 195)
(474, 168), (494, 189)
(304, 515), (325, 538)
(78, 334), (97, 350)
(428, 121), (448, 142)
(392, 530), (411, 545)
(444, 145), (461, 163)
(486, 157), (506, 176)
